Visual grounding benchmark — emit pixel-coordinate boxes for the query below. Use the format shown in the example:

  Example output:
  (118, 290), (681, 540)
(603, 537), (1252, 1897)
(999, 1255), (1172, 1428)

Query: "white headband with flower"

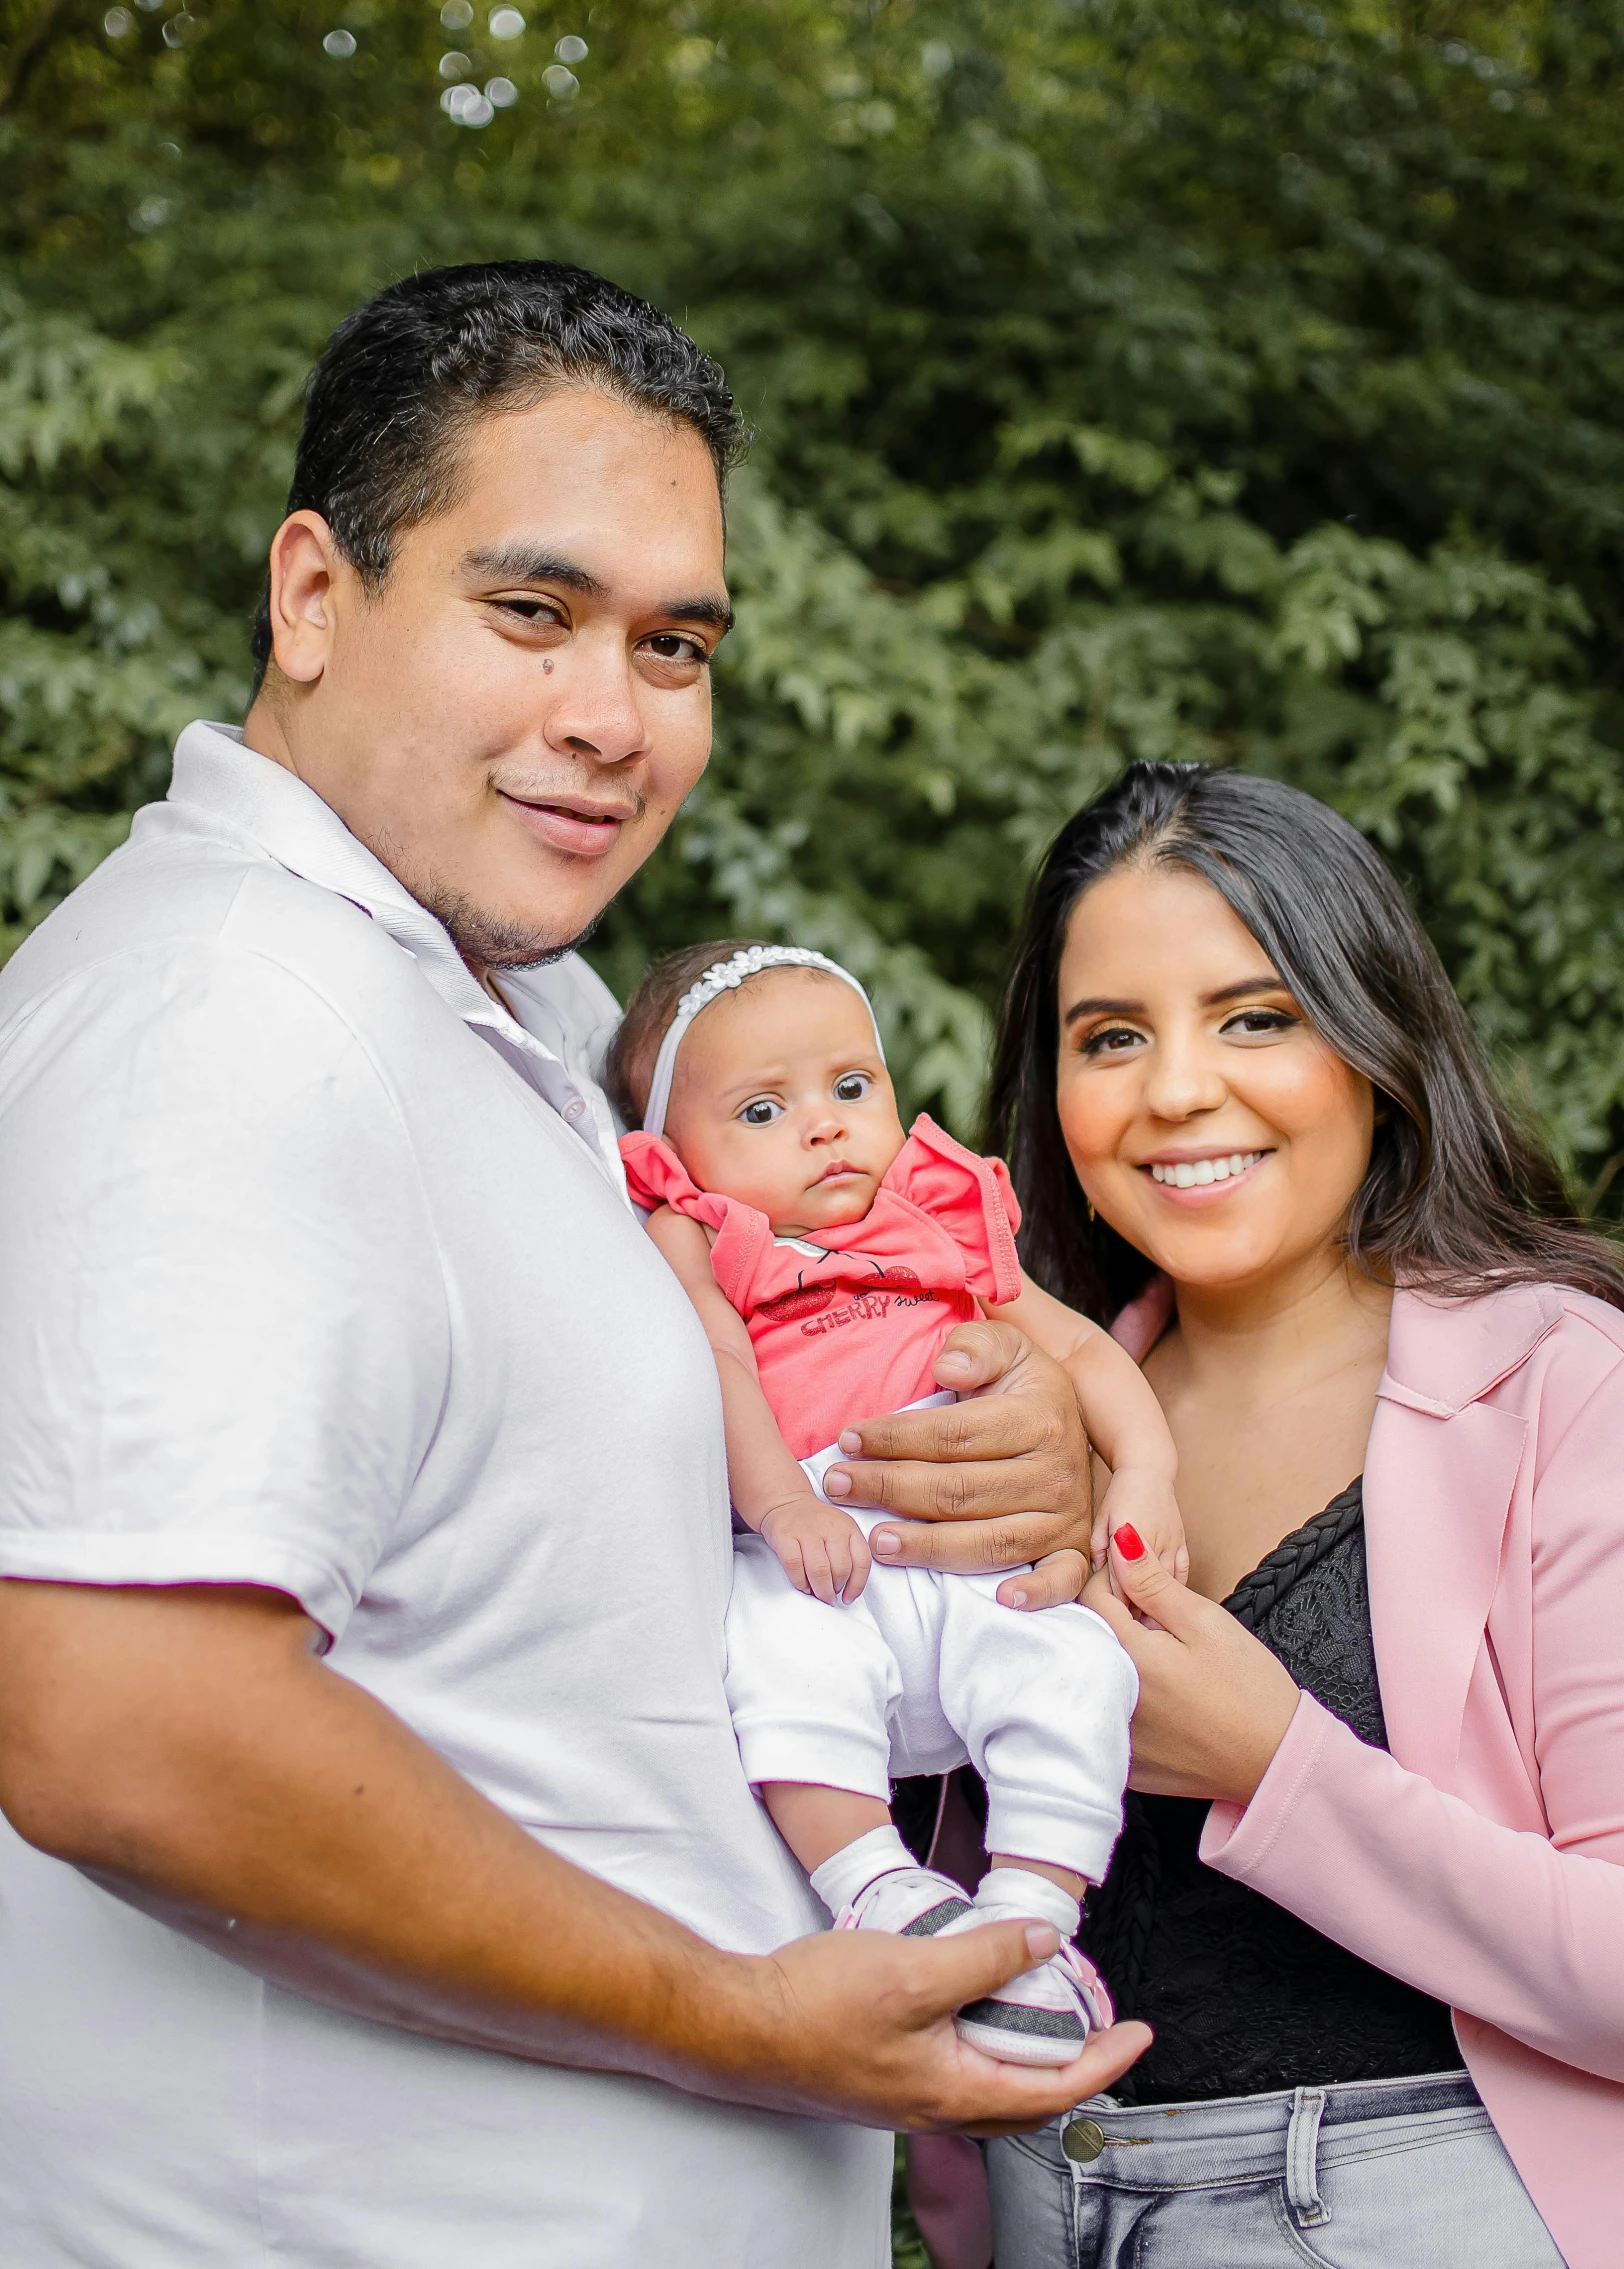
(641, 944), (885, 1140)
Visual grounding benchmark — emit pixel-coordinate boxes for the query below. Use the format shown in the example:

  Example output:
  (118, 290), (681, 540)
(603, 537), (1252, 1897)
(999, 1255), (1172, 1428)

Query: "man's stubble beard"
(366, 817), (608, 972)
(414, 875), (604, 971)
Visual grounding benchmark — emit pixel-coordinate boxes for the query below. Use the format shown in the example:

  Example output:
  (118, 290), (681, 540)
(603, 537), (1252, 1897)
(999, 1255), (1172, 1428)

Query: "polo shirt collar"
(167, 721), (624, 1186)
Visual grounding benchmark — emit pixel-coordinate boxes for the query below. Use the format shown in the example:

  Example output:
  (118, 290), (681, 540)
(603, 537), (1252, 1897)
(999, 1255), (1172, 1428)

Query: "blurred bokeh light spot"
(555, 34), (587, 63)
(920, 40), (953, 77)
(486, 77), (519, 108)
(103, 7), (134, 33)
(439, 50), (470, 79)
(439, 0), (473, 25)
(441, 81), (493, 125)
(489, 7), (525, 38)
(161, 12), (197, 47)
(322, 29), (357, 58)
(541, 63), (577, 98)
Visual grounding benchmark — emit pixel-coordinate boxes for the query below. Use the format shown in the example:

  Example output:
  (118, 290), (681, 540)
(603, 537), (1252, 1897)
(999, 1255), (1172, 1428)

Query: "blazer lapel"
(1363, 1392), (1527, 1790)
(1363, 1285), (1560, 1789)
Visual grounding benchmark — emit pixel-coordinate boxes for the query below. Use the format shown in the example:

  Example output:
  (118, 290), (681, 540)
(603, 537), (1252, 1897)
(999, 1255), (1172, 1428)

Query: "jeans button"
(1062, 2117), (1106, 2164)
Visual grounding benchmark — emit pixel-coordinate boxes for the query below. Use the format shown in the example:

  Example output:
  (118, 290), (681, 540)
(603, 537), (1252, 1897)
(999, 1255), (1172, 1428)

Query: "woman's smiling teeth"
(1149, 1151), (1265, 1189)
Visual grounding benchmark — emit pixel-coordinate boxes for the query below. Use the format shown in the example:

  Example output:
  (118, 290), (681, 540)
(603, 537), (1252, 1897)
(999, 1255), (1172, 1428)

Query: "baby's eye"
(739, 1097), (783, 1127)
(833, 1072), (872, 1104)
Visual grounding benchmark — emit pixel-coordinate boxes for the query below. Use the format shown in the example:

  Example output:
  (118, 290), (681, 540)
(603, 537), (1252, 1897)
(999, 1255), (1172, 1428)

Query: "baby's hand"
(758, 1496), (872, 1605)
(1093, 1466), (1189, 1590)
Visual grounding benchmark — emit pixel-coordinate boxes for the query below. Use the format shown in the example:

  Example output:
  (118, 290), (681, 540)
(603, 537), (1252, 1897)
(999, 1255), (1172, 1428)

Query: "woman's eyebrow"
(1203, 973), (1287, 1006)
(1062, 972), (1287, 1028)
(1062, 995), (1143, 1028)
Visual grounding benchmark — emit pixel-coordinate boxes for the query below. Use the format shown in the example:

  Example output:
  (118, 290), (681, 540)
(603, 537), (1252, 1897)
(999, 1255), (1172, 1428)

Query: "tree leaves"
(3, 0), (1623, 1202)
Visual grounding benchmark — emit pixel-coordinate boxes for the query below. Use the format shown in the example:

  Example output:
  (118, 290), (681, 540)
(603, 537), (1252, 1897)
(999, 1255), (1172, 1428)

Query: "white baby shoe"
(812, 1833), (1113, 2069)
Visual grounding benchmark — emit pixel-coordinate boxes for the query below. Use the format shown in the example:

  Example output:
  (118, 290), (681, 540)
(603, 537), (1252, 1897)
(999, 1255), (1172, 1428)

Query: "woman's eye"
(739, 1098), (782, 1127)
(1224, 1008), (1296, 1037)
(833, 1073), (871, 1103)
(1080, 1024), (1144, 1058)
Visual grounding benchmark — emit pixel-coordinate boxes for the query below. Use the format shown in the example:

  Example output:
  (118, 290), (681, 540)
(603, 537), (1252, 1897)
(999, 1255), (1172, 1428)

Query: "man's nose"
(542, 628), (649, 766)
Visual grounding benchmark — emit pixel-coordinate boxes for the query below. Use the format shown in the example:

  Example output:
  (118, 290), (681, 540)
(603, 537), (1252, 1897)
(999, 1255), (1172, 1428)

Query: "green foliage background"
(5, 0), (1624, 1214)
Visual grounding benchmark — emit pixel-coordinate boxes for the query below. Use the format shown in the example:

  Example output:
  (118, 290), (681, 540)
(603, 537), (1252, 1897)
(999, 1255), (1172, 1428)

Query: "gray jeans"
(985, 2070), (1565, 2268)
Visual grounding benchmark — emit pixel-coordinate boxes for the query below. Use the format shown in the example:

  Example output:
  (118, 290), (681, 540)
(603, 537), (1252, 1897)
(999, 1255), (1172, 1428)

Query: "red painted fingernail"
(1114, 1523), (1146, 1561)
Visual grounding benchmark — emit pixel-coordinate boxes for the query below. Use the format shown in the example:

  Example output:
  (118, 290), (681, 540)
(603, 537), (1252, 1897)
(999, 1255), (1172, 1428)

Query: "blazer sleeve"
(1200, 1337), (1624, 2084)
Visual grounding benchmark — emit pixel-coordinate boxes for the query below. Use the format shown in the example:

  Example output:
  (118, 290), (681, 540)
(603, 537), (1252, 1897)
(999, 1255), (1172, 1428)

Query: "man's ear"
(264, 510), (346, 687)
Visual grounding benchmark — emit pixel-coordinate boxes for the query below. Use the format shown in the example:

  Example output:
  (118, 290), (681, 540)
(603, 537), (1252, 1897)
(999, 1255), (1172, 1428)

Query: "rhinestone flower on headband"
(641, 945), (885, 1141)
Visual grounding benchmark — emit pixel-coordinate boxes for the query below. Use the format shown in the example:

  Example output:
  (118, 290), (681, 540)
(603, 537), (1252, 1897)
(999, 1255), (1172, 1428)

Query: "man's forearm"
(0, 1580), (775, 2103)
(0, 1577), (1153, 2133)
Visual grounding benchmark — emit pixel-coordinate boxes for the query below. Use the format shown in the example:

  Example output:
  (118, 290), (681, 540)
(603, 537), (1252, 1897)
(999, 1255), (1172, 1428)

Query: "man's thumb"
(932, 1317), (1027, 1392)
(920, 1918), (1059, 2015)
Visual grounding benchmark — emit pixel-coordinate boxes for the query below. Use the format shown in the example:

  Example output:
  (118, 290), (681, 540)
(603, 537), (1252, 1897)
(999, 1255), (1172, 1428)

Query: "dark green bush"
(4, 0), (1623, 1206)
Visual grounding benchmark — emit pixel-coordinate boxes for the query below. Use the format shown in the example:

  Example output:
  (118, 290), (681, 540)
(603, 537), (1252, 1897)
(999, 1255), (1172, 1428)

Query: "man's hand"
(822, 1321), (1093, 1610)
(0, 1577), (1148, 2128)
(736, 1920), (1150, 2133)
(758, 1496), (872, 1604)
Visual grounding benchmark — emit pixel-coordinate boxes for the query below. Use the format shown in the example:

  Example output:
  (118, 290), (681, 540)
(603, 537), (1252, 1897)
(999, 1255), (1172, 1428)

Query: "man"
(0, 262), (1142, 2265)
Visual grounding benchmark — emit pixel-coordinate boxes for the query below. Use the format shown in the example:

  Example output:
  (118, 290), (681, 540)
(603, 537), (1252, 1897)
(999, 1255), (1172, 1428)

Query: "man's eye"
(642, 633), (707, 664)
(833, 1073), (871, 1103)
(739, 1098), (782, 1126)
(497, 598), (563, 626)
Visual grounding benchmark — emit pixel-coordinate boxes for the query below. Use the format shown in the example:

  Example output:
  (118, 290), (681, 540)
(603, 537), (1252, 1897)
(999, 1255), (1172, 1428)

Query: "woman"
(978, 762), (1624, 2268)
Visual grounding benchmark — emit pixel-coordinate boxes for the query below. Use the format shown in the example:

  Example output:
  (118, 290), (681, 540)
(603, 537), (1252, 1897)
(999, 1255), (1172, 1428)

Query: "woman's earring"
(1087, 1197), (1097, 1223)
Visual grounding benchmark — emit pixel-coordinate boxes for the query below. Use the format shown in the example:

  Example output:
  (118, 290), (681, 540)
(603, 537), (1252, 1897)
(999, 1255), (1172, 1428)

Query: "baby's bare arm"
(987, 1277), (1187, 1581)
(642, 1209), (870, 1602)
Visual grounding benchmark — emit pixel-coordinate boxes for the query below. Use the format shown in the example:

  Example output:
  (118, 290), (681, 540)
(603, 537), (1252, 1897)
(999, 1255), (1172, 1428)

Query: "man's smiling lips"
(498, 788), (636, 859)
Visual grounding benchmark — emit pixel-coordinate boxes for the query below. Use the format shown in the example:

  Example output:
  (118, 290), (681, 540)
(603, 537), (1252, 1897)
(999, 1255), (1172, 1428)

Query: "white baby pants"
(723, 1418), (1138, 1883)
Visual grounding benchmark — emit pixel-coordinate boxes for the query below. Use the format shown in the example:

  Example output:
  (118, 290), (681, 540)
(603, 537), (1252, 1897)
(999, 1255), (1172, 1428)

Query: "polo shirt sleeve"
(0, 943), (451, 1640)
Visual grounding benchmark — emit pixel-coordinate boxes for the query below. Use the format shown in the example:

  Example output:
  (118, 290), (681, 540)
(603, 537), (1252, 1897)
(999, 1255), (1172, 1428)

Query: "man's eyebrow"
(1061, 972), (1288, 1029)
(459, 546), (607, 595)
(458, 549), (732, 634)
(659, 594), (735, 634)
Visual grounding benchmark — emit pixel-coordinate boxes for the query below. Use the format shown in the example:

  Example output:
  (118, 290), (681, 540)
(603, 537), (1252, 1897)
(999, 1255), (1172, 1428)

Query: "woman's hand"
(823, 1321), (1093, 1611)
(1085, 1528), (1301, 1807)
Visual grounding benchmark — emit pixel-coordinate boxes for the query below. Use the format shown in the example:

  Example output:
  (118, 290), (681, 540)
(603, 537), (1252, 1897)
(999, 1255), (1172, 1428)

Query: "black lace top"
(1078, 1478), (1460, 2103)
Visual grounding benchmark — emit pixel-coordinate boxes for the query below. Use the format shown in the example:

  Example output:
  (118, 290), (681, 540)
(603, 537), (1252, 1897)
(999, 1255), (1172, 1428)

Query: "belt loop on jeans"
(1285, 2087), (1331, 2228)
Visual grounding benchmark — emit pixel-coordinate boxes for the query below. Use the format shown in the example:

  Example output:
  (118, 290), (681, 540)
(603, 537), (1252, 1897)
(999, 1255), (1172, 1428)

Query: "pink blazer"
(1201, 1282), (1624, 2268)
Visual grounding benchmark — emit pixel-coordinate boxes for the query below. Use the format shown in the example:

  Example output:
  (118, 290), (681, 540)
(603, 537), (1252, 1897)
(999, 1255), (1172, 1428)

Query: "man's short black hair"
(251, 259), (745, 674)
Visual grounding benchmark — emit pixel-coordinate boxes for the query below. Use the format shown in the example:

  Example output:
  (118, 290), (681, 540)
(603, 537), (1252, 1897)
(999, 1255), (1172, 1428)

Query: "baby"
(608, 940), (1185, 2065)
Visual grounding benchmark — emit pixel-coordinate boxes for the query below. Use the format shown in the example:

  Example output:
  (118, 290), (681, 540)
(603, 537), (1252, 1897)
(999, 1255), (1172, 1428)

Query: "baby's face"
(662, 969), (906, 1237)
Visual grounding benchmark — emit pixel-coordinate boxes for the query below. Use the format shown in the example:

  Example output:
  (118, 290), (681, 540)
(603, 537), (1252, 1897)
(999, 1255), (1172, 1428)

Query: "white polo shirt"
(0, 722), (889, 2267)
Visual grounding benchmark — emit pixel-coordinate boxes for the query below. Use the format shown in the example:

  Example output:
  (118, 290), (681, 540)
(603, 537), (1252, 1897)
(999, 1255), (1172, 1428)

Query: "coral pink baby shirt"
(620, 1115), (1022, 1460)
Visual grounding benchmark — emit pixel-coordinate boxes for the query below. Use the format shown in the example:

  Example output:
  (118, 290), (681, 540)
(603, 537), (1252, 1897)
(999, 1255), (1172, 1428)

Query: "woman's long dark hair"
(986, 761), (1624, 1321)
